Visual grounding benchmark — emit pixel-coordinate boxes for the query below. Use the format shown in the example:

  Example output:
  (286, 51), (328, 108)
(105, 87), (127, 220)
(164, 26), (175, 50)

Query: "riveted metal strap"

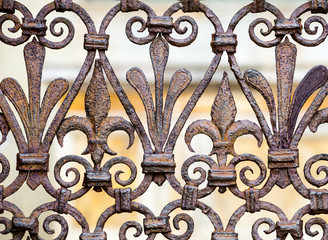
(311, 0), (328, 13)
(12, 217), (39, 235)
(276, 220), (303, 238)
(147, 16), (173, 34)
(0, 186), (3, 214)
(252, 0), (265, 13)
(212, 231), (238, 240)
(143, 216), (171, 235)
(83, 171), (112, 188)
(182, 185), (198, 210)
(120, 0), (140, 12)
(142, 154), (175, 173)
(245, 188), (260, 213)
(115, 188), (132, 213)
(22, 18), (47, 36)
(0, 0), (14, 13)
(54, 0), (72, 12)
(84, 34), (110, 51)
(180, 0), (201, 13)
(211, 33), (237, 53)
(309, 188), (328, 214)
(208, 168), (236, 187)
(55, 188), (71, 214)
(274, 18), (302, 36)
(268, 149), (299, 169)
(80, 232), (107, 240)
(17, 153), (49, 171)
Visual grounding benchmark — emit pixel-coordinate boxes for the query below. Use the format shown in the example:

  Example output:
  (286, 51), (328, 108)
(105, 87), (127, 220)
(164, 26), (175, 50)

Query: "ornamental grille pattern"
(0, 0), (328, 239)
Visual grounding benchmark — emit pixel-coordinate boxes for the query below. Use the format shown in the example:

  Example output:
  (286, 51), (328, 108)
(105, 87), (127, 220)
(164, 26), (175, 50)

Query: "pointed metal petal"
(0, 78), (29, 133)
(151, 37), (169, 142)
(99, 116), (135, 153)
(185, 120), (221, 152)
(211, 72), (236, 136)
(56, 116), (94, 147)
(40, 78), (69, 137)
(0, 113), (9, 145)
(309, 108), (328, 133)
(162, 69), (191, 147)
(25, 38), (45, 151)
(226, 120), (263, 147)
(126, 67), (157, 147)
(275, 38), (297, 147)
(244, 69), (277, 133)
(85, 59), (110, 131)
(289, 65), (328, 138)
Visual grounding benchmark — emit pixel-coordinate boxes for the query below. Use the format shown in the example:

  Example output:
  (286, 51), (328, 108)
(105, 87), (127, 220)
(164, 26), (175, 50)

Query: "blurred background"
(1, 0), (328, 239)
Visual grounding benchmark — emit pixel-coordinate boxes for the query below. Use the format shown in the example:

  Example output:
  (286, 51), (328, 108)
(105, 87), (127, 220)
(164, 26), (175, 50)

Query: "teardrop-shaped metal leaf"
(56, 116), (94, 147)
(226, 120), (263, 147)
(161, 69), (191, 147)
(289, 65), (328, 138)
(185, 119), (221, 152)
(99, 116), (135, 155)
(85, 60), (111, 130)
(150, 37), (169, 78)
(25, 38), (44, 121)
(151, 37), (169, 145)
(0, 113), (9, 145)
(276, 38), (297, 146)
(309, 108), (328, 133)
(0, 87), (27, 152)
(126, 67), (157, 146)
(25, 38), (45, 151)
(211, 72), (236, 136)
(40, 78), (69, 135)
(244, 69), (277, 133)
(0, 78), (29, 132)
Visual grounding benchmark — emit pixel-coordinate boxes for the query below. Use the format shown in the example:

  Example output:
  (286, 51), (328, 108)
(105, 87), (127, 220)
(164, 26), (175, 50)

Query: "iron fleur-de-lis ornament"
(126, 36), (192, 185)
(244, 38), (328, 188)
(185, 72), (263, 193)
(185, 72), (263, 164)
(57, 59), (135, 171)
(0, 38), (69, 190)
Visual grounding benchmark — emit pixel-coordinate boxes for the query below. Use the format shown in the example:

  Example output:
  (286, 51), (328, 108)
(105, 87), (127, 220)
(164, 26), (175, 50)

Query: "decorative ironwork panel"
(0, 0), (327, 239)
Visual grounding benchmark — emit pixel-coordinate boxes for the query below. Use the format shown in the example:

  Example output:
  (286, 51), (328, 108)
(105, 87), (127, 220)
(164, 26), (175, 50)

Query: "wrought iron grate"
(0, 0), (328, 239)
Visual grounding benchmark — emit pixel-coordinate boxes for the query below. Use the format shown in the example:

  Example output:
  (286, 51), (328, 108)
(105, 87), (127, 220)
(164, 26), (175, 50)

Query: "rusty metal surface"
(0, 0), (327, 239)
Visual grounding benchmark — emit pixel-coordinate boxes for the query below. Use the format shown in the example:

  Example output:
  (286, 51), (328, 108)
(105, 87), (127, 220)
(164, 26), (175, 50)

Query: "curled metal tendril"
(54, 155), (92, 188)
(43, 214), (69, 240)
(0, 153), (9, 183)
(102, 157), (137, 187)
(305, 217), (327, 238)
(251, 218), (276, 240)
(164, 213), (194, 240)
(38, 17), (75, 49)
(119, 221), (142, 240)
(304, 154), (328, 188)
(0, 217), (12, 234)
(126, 16), (156, 45)
(229, 154), (266, 187)
(181, 155), (216, 186)
(292, 16), (328, 47)
(163, 16), (198, 47)
(249, 18), (283, 48)
(0, 14), (30, 46)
